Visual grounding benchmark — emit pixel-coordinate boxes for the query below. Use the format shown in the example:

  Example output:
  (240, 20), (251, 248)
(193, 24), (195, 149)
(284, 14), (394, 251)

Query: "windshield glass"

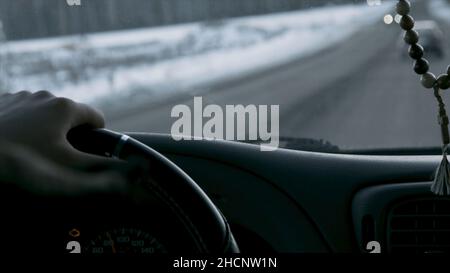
(1, 0), (450, 152)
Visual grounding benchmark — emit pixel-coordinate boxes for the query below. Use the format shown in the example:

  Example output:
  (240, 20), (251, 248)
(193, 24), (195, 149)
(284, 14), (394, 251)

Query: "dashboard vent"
(387, 198), (450, 254)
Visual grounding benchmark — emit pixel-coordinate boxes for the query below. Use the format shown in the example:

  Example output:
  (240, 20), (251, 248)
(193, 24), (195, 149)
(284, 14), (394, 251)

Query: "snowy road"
(1, 3), (391, 103)
(107, 0), (450, 150)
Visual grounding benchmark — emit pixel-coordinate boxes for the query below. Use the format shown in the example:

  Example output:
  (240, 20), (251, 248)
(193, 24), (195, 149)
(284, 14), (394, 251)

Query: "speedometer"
(86, 228), (168, 255)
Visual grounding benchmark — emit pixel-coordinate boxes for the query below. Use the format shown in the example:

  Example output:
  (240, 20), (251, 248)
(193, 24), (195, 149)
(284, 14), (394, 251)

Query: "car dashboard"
(127, 133), (449, 254)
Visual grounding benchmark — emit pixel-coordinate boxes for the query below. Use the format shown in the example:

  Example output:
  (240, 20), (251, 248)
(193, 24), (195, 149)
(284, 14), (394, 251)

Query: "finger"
(71, 102), (105, 129)
(0, 91), (30, 108)
(0, 142), (127, 196)
(52, 97), (105, 130)
(58, 144), (147, 185)
(36, 134), (128, 172)
(63, 144), (129, 171)
(0, 92), (12, 98)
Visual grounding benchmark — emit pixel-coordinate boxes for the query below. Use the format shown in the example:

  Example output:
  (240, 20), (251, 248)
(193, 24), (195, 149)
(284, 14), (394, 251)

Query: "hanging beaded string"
(396, 0), (450, 195)
(396, 1), (450, 89)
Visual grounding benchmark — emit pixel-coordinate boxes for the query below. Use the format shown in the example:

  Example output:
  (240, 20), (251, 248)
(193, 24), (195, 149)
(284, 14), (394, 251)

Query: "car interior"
(2, 128), (445, 255)
(84, 131), (450, 254)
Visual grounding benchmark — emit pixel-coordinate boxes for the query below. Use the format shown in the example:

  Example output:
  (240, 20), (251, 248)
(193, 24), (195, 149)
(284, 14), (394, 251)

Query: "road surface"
(106, 2), (450, 150)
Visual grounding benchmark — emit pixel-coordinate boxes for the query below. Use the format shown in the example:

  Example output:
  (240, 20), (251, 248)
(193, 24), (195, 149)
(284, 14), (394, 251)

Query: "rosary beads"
(396, 0), (450, 195)
(397, 0), (450, 89)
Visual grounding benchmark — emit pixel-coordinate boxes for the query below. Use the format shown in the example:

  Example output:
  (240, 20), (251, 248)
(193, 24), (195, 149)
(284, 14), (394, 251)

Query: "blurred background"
(0, 0), (450, 151)
(0, 0), (369, 40)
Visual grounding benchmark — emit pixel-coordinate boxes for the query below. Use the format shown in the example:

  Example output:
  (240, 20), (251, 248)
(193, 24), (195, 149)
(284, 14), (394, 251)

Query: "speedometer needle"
(106, 232), (117, 254)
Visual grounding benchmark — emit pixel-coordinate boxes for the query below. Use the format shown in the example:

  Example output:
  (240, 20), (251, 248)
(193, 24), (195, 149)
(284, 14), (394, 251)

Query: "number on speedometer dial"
(86, 228), (167, 255)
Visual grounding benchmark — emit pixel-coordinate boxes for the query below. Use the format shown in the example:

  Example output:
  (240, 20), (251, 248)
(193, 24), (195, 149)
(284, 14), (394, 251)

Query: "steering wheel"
(66, 128), (239, 254)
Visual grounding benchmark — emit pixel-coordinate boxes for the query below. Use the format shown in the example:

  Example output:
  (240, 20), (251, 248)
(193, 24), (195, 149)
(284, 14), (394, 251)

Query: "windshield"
(1, 0), (450, 152)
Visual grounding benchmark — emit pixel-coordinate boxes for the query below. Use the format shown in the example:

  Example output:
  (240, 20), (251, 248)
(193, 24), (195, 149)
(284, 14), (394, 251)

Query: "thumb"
(0, 141), (128, 196)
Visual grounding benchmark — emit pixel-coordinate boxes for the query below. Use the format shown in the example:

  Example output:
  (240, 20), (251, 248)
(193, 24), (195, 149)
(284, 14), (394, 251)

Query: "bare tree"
(0, 0), (358, 40)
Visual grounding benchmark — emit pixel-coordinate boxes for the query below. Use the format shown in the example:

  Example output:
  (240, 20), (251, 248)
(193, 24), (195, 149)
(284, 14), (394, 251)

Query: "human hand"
(0, 91), (127, 195)
(0, 140), (126, 196)
(0, 91), (119, 169)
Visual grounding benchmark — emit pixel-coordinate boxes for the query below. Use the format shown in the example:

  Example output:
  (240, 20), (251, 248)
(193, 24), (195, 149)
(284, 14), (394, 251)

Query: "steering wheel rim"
(67, 128), (239, 254)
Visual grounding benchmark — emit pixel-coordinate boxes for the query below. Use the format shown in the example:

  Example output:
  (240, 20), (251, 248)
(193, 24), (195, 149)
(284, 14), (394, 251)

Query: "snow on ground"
(429, 0), (450, 23)
(0, 2), (394, 105)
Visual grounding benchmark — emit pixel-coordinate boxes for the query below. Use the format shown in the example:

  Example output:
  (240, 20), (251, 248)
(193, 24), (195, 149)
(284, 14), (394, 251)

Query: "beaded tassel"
(432, 148), (450, 196)
(431, 86), (450, 196)
(396, 0), (450, 195)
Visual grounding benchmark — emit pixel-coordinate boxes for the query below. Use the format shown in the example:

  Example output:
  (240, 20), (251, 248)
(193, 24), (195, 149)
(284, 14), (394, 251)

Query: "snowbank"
(0, 2), (394, 104)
